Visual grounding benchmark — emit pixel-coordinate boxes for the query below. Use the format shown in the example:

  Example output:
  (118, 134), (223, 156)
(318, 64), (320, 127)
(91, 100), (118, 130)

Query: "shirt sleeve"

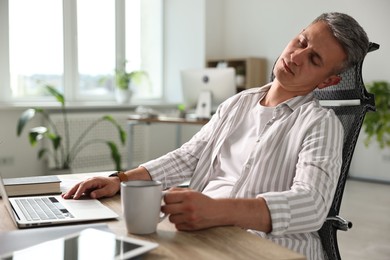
(259, 111), (344, 236)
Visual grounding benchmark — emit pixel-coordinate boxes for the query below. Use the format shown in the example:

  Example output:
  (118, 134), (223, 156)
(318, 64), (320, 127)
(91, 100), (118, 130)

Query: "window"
(0, 0), (163, 103)
(9, 0), (63, 99)
(77, 0), (116, 98)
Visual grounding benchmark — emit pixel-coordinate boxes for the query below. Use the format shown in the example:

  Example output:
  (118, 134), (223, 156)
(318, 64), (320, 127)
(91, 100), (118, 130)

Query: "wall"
(164, 0), (206, 104)
(0, 109), (45, 178)
(220, 0), (389, 84)
(350, 132), (390, 182)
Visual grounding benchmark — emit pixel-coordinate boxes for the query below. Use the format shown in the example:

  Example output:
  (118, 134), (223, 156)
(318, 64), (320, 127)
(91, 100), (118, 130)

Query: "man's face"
(273, 21), (347, 95)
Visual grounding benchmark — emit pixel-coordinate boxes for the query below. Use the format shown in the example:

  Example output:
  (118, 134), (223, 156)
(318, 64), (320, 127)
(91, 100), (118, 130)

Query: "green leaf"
(119, 128), (127, 145)
(28, 127), (48, 146)
(107, 141), (121, 171)
(102, 115), (115, 123)
(46, 85), (65, 105)
(115, 70), (131, 90)
(38, 148), (49, 159)
(363, 81), (390, 149)
(102, 115), (127, 144)
(17, 108), (36, 136)
(47, 132), (62, 150)
(129, 71), (148, 85)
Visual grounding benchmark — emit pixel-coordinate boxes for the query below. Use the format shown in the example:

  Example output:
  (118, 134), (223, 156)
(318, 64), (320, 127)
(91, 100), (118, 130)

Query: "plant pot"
(115, 88), (132, 104)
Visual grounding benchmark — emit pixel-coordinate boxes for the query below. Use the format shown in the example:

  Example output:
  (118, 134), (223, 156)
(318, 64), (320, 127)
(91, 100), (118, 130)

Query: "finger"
(72, 180), (102, 199)
(169, 187), (191, 192)
(168, 212), (186, 225)
(164, 189), (194, 204)
(168, 213), (202, 231)
(89, 185), (115, 199)
(72, 184), (88, 200)
(163, 192), (183, 204)
(61, 182), (81, 199)
(161, 202), (185, 215)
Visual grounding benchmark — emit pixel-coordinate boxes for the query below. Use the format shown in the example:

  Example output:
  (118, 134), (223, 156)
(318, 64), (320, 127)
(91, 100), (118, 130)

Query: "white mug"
(121, 180), (166, 235)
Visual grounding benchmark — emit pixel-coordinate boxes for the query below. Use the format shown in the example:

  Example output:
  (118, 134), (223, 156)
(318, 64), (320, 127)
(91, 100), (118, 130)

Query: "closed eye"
(310, 53), (321, 66)
(298, 38), (308, 48)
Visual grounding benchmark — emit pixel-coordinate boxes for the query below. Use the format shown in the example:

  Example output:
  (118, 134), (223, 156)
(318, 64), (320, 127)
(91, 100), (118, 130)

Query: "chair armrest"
(326, 215), (353, 231)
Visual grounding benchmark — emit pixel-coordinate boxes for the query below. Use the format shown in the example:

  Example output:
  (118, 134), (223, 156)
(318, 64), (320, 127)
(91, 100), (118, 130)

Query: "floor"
(337, 179), (390, 260)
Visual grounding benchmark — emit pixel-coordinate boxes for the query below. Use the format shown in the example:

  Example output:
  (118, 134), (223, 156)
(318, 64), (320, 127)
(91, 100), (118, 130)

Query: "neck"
(261, 81), (292, 107)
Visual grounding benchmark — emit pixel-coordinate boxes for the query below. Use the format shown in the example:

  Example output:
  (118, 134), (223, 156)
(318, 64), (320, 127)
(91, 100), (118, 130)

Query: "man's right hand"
(61, 176), (121, 200)
(61, 167), (152, 200)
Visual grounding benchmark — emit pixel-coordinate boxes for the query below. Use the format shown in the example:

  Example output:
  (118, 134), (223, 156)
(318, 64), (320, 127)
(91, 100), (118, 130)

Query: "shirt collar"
(252, 83), (316, 112)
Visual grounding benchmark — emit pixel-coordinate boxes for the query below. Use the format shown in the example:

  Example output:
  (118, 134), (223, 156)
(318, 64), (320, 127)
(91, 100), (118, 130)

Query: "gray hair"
(312, 12), (369, 73)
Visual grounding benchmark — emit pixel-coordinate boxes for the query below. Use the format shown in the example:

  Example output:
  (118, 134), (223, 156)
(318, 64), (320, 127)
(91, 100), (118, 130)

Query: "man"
(63, 12), (369, 260)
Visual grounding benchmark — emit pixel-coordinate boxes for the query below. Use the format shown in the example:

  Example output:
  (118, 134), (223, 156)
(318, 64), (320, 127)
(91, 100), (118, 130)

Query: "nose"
(290, 49), (308, 66)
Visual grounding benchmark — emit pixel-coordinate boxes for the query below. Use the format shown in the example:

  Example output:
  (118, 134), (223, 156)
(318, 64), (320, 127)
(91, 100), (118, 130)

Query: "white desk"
(126, 115), (208, 168)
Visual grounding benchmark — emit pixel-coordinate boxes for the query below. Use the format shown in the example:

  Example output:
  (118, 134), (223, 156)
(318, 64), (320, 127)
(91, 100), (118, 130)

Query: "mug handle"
(159, 190), (168, 222)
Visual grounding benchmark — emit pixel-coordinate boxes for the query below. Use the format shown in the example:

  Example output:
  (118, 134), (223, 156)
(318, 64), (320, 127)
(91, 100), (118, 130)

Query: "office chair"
(314, 42), (379, 260)
(271, 42), (379, 259)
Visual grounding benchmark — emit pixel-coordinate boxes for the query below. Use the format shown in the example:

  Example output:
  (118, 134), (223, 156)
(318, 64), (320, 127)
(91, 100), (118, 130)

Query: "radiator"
(46, 112), (149, 173)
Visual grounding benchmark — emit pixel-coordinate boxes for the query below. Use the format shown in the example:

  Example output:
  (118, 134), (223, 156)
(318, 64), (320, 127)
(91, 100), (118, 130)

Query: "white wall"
(163, 0), (206, 104)
(0, 109), (45, 178)
(216, 0), (389, 83)
(350, 133), (390, 182)
(205, 0), (225, 59)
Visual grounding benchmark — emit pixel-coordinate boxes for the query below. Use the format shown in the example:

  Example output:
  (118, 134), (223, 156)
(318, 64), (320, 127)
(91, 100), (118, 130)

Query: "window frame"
(0, 0), (164, 106)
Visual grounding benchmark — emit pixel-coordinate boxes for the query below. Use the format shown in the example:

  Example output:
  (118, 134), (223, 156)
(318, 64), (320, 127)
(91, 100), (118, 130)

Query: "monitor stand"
(195, 90), (212, 119)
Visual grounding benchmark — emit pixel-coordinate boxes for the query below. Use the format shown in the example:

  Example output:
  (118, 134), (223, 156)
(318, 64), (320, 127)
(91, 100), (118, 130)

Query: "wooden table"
(1, 172), (306, 260)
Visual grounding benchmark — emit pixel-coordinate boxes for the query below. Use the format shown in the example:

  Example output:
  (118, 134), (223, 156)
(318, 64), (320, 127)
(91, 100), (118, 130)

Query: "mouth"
(282, 59), (294, 75)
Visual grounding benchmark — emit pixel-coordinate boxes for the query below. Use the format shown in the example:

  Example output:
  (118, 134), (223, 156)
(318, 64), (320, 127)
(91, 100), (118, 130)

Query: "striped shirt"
(202, 100), (275, 198)
(141, 84), (344, 260)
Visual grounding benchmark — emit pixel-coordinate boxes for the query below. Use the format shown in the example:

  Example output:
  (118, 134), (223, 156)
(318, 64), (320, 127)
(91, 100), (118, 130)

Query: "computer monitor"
(180, 67), (236, 117)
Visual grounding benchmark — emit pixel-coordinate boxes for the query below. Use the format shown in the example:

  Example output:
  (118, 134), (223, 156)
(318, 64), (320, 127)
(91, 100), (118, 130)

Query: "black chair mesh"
(314, 42), (378, 260)
(270, 42), (379, 260)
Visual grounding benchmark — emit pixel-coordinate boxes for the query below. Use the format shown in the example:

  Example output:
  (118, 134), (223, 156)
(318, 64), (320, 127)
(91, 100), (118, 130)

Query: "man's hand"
(62, 167), (152, 200)
(62, 176), (120, 200)
(162, 187), (272, 233)
(162, 188), (232, 231)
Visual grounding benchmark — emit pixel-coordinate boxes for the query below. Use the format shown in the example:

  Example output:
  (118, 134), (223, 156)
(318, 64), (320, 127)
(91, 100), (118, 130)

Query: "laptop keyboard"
(15, 197), (74, 221)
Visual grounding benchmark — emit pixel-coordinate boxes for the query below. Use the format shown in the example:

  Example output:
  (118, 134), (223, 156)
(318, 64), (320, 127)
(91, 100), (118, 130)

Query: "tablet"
(0, 228), (158, 260)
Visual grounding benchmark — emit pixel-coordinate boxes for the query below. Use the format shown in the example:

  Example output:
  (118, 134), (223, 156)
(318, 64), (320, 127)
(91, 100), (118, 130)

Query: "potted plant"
(16, 85), (127, 172)
(362, 81), (390, 149)
(114, 68), (149, 104)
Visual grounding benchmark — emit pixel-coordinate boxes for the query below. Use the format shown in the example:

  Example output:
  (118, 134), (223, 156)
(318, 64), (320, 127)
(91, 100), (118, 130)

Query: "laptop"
(0, 174), (118, 228)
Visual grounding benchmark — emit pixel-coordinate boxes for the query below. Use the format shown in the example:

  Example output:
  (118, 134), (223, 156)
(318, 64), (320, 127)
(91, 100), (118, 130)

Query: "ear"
(317, 75), (341, 89)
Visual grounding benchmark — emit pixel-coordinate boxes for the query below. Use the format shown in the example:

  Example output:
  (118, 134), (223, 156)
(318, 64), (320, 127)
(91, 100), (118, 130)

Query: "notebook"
(0, 174), (118, 228)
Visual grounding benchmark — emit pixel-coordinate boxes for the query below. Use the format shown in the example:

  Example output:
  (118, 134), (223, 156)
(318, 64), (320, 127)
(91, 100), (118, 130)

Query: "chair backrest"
(313, 42), (379, 217)
(270, 43), (379, 214)
(270, 42), (379, 259)
(315, 42), (379, 260)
